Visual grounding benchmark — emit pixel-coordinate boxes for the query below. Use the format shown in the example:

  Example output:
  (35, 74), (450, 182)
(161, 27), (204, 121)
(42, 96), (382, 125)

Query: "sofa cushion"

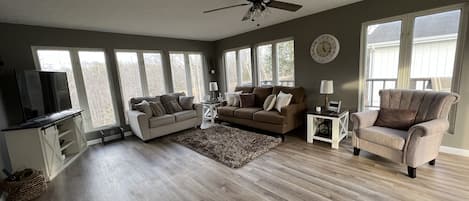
(134, 100), (152, 118)
(161, 93), (184, 114)
(253, 87), (273, 107)
(234, 86), (254, 93)
(253, 111), (285, 124)
(272, 86), (305, 104)
(149, 114), (175, 128)
(130, 96), (160, 110)
(275, 91), (293, 112)
(239, 93), (256, 108)
(234, 108), (262, 120)
(173, 110), (197, 122)
(149, 101), (166, 117)
(225, 91), (242, 106)
(179, 96), (194, 110)
(217, 106), (238, 117)
(358, 126), (408, 150)
(375, 108), (417, 130)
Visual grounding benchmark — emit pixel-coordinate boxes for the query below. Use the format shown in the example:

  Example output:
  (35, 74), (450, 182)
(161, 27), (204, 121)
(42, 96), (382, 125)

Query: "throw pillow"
(275, 91), (293, 112)
(169, 100), (183, 113)
(179, 96), (194, 110)
(161, 94), (183, 114)
(149, 101), (166, 117)
(239, 93), (256, 108)
(134, 100), (152, 118)
(263, 94), (277, 111)
(374, 108), (417, 130)
(225, 91), (242, 106)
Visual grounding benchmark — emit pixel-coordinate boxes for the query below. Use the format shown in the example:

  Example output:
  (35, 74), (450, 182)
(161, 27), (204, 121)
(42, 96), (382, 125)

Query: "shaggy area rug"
(173, 125), (282, 168)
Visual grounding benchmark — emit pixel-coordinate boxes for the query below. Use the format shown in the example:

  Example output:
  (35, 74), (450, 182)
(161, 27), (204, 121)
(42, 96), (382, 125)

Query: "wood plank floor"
(36, 127), (469, 201)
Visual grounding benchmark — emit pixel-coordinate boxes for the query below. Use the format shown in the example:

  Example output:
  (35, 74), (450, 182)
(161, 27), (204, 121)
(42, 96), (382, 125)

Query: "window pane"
(115, 52), (143, 122)
(257, 44), (273, 86)
(37, 50), (80, 109)
(224, 51), (237, 92)
(239, 48), (252, 86)
(410, 10), (460, 92)
(143, 52), (166, 96)
(169, 53), (188, 94)
(78, 51), (116, 129)
(276, 40), (295, 86)
(188, 54), (205, 103)
(364, 20), (401, 110)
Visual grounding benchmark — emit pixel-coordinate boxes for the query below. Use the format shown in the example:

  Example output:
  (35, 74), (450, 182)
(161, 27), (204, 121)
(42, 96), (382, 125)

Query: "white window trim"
(254, 37), (295, 86)
(222, 46), (252, 92)
(168, 51), (208, 97)
(358, 3), (468, 112)
(31, 46), (121, 133)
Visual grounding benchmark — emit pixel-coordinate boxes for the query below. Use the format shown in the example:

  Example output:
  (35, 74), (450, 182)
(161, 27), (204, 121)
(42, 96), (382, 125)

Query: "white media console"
(3, 110), (87, 181)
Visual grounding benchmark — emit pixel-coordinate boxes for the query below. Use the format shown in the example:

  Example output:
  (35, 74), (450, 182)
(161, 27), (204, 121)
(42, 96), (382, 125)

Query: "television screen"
(16, 71), (72, 121)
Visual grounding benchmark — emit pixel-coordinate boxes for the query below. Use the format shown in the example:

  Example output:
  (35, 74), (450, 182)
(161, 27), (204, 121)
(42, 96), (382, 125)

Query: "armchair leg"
(429, 159), (436, 166)
(408, 167), (416, 178)
(353, 147), (360, 156)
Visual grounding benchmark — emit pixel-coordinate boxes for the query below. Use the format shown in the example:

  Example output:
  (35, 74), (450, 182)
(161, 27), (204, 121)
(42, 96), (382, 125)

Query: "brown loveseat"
(217, 86), (306, 134)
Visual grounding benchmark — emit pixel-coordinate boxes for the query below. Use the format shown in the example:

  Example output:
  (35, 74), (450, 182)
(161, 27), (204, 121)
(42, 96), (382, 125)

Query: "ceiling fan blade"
(266, 1), (302, 12)
(203, 3), (250, 13)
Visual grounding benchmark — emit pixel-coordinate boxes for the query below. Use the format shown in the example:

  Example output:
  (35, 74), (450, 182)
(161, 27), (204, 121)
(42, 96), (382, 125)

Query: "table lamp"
(209, 81), (218, 101)
(320, 80), (334, 110)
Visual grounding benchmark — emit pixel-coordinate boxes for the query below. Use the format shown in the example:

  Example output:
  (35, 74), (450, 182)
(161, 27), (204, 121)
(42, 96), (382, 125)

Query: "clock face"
(310, 34), (340, 64)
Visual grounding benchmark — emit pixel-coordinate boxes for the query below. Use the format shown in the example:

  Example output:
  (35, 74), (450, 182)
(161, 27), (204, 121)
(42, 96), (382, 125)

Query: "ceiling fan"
(203, 0), (303, 22)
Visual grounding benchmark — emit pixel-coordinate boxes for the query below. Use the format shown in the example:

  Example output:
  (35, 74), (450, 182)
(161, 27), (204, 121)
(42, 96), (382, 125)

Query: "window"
(169, 52), (207, 102)
(257, 39), (295, 86)
(78, 51), (117, 128)
(115, 50), (166, 121)
(223, 47), (253, 92)
(360, 7), (463, 111)
(33, 47), (118, 131)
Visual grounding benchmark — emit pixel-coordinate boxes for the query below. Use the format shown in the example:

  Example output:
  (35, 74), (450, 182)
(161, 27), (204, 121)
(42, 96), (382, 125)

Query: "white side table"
(201, 101), (221, 124)
(307, 110), (349, 149)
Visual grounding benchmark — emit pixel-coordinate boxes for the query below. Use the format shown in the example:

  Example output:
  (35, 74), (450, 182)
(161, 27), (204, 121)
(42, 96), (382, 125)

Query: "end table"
(201, 101), (221, 123)
(307, 110), (349, 149)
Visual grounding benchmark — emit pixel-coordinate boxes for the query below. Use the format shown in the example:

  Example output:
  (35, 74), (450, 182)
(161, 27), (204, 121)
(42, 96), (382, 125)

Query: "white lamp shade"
(209, 82), (218, 91)
(320, 80), (334, 94)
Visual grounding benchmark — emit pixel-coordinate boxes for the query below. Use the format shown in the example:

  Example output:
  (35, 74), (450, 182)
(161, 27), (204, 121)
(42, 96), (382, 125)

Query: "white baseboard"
(87, 131), (133, 146)
(440, 146), (469, 157)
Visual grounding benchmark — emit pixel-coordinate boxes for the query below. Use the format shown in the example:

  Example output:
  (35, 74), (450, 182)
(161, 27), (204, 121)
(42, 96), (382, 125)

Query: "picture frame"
(328, 100), (342, 113)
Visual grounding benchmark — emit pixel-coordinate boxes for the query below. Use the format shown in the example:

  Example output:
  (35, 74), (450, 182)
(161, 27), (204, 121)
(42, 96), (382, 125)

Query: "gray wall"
(214, 0), (469, 149)
(0, 23), (216, 171)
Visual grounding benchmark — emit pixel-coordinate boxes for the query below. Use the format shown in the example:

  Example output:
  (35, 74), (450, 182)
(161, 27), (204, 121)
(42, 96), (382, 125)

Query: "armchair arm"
(351, 110), (379, 130)
(405, 119), (449, 167)
(128, 110), (150, 139)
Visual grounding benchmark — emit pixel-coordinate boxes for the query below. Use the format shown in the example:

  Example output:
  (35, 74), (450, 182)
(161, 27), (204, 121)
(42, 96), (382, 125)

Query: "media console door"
(41, 126), (64, 179)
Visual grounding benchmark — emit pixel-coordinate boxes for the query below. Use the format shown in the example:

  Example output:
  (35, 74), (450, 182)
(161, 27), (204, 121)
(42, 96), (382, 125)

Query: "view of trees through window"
(78, 51), (117, 129)
(257, 39), (295, 86)
(170, 52), (206, 102)
(224, 48), (252, 92)
(144, 53), (166, 96)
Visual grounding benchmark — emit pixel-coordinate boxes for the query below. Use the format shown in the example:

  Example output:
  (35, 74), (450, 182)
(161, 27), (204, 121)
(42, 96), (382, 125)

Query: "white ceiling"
(0, 0), (361, 41)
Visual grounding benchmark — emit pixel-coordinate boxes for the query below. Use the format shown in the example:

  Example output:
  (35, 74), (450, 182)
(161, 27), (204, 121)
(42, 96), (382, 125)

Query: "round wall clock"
(310, 34), (340, 64)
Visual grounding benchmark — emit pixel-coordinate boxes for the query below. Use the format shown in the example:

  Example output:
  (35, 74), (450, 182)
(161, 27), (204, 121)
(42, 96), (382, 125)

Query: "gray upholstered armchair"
(351, 89), (459, 178)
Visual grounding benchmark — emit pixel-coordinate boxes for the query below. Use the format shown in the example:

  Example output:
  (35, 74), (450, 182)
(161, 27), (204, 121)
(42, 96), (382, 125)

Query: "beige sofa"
(128, 95), (202, 141)
(351, 89), (459, 178)
(217, 86), (306, 135)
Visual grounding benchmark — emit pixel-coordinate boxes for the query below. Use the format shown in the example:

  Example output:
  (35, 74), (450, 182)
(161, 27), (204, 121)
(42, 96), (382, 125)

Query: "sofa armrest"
(193, 103), (203, 117)
(281, 103), (307, 127)
(351, 110), (379, 130)
(128, 110), (150, 139)
(405, 119), (449, 167)
(408, 119), (449, 138)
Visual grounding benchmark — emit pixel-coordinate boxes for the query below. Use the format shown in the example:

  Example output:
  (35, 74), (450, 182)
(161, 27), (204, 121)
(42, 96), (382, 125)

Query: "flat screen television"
(16, 70), (72, 122)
